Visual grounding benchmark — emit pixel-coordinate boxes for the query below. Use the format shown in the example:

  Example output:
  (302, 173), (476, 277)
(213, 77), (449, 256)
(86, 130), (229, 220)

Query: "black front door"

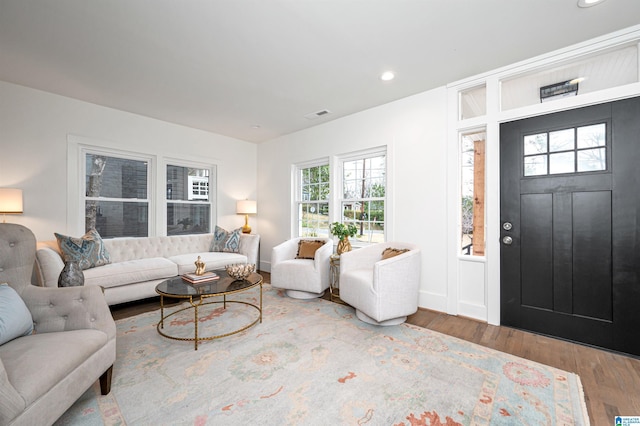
(500, 97), (640, 356)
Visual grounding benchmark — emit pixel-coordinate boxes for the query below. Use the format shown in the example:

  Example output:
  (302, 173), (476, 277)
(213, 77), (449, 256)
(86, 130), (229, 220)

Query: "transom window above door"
(523, 123), (607, 177)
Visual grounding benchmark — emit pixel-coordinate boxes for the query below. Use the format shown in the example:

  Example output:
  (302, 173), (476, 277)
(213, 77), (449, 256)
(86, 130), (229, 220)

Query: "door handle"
(502, 236), (513, 245)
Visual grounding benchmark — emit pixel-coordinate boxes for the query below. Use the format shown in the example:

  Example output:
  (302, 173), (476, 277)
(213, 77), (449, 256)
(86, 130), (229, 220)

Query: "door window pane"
(549, 152), (575, 174)
(523, 123), (606, 177)
(549, 129), (575, 152)
(524, 134), (547, 155)
(577, 148), (606, 172)
(577, 123), (606, 149)
(524, 155), (548, 176)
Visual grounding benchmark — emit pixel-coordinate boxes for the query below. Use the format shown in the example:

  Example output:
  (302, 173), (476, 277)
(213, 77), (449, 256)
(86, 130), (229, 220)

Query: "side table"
(329, 254), (346, 304)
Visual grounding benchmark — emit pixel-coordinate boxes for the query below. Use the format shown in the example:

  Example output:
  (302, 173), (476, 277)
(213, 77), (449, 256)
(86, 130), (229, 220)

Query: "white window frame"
(164, 158), (217, 235)
(336, 146), (388, 247)
(293, 158), (330, 238)
(78, 144), (154, 238)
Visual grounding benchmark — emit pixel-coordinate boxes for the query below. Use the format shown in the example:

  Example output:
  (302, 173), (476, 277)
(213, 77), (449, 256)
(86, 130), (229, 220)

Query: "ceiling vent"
(304, 109), (332, 120)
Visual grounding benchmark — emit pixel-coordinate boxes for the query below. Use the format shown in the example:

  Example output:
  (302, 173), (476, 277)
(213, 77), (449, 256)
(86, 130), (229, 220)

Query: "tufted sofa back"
(0, 223), (36, 297)
(103, 234), (214, 263)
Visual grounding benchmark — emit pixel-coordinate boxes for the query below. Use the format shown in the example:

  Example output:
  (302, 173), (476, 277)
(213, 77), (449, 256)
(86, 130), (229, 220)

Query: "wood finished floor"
(110, 271), (640, 425)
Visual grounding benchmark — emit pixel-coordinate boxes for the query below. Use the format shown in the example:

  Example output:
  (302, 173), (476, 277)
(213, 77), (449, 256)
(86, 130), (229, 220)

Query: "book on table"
(182, 271), (219, 284)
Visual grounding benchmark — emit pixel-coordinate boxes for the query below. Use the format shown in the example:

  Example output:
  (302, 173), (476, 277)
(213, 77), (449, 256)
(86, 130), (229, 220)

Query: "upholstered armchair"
(0, 223), (116, 426)
(271, 237), (333, 299)
(340, 242), (421, 326)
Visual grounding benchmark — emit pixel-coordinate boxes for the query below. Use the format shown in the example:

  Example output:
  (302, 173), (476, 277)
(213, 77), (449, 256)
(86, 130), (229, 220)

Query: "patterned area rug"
(55, 284), (589, 425)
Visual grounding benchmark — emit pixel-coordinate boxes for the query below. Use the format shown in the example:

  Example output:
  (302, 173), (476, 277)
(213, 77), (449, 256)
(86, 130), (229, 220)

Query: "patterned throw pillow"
(55, 229), (111, 270)
(296, 240), (325, 260)
(223, 228), (242, 253)
(210, 226), (242, 253)
(210, 226), (229, 252)
(381, 247), (409, 260)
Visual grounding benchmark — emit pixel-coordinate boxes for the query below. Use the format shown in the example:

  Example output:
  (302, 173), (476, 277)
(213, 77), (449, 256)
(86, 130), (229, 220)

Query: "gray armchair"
(0, 223), (116, 426)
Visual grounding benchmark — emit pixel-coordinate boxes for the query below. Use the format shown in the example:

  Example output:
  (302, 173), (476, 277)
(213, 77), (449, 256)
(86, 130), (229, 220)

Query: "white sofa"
(34, 233), (260, 305)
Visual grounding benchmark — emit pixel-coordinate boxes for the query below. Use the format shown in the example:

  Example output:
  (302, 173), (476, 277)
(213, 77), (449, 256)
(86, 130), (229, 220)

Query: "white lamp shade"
(0, 188), (23, 214)
(236, 200), (257, 215)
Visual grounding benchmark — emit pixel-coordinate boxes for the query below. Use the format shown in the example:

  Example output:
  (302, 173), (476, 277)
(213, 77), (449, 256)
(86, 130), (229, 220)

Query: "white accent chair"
(340, 242), (421, 326)
(271, 237), (333, 299)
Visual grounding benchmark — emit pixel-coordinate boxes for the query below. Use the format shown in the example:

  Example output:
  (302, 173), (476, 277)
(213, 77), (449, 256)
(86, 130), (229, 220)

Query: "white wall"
(0, 81), (257, 241)
(257, 87), (449, 312)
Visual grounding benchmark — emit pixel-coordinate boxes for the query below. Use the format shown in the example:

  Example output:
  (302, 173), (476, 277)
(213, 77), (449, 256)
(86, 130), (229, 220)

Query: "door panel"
(500, 97), (640, 356)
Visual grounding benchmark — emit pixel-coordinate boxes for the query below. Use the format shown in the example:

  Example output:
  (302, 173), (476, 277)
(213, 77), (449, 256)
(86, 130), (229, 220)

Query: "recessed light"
(250, 124), (261, 129)
(577, 0), (606, 8)
(380, 71), (395, 81)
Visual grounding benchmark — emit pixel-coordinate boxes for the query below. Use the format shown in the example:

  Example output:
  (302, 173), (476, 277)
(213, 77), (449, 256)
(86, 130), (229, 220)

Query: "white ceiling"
(1, 0), (639, 143)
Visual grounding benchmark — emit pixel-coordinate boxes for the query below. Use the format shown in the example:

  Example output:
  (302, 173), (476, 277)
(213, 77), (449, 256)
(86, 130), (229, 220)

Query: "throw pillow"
(223, 228), (242, 253)
(210, 225), (229, 252)
(0, 283), (34, 345)
(381, 247), (409, 260)
(210, 226), (242, 253)
(55, 229), (111, 270)
(296, 240), (325, 260)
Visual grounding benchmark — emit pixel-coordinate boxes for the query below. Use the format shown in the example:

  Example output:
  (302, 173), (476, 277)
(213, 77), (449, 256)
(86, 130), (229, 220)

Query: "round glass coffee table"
(155, 271), (263, 350)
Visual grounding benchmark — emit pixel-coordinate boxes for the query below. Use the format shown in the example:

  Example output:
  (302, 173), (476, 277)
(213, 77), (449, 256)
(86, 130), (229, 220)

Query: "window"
(166, 164), (214, 236)
(523, 123), (606, 177)
(340, 150), (386, 245)
(84, 151), (150, 238)
(460, 130), (486, 256)
(295, 162), (330, 238)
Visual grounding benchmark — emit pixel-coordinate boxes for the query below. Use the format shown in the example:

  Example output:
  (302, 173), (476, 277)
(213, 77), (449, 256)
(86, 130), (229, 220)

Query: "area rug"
(55, 284), (589, 425)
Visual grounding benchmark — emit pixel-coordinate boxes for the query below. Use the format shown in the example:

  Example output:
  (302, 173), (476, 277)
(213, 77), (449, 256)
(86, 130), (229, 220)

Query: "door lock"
(502, 236), (513, 245)
(503, 222), (513, 231)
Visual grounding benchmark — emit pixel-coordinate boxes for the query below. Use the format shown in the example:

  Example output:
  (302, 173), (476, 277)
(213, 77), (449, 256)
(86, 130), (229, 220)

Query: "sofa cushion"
(169, 252), (248, 275)
(83, 258), (178, 289)
(55, 229), (111, 270)
(0, 284), (33, 345)
(0, 329), (108, 407)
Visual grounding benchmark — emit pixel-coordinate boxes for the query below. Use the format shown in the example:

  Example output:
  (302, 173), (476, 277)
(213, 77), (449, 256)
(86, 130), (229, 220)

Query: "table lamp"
(236, 200), (257, 234)
(0, 188), (23, 223)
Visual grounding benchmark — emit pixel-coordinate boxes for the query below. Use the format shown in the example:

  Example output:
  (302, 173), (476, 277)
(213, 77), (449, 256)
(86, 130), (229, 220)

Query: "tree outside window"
(297, 163), (330, 237)
(341, 153), (386, 244)
(84, 153), (149, 238)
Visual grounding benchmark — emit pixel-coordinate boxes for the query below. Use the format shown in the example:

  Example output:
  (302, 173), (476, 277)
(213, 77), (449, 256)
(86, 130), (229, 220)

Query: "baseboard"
(457, 301), (487, 322)
(418, 290), (447, 313)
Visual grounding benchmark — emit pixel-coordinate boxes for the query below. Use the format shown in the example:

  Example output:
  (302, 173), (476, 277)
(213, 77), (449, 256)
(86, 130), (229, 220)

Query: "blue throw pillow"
(55, 229), (111, 270)
(223, 228), (242, 253)
(210, 226), (229, 252)
(210, 226), (242, 253)
(0, 283), (34, 345)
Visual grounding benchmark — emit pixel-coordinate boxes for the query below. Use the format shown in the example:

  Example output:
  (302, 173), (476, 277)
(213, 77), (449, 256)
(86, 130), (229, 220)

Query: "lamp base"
(242, 214), (251, 234)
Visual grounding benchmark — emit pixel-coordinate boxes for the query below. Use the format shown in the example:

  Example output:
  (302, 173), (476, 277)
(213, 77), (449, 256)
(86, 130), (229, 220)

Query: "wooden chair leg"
(100, 365), (113, 395)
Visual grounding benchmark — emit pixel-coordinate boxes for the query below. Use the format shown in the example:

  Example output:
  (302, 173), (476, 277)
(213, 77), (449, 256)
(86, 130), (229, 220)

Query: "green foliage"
(329, 222), (358, 240)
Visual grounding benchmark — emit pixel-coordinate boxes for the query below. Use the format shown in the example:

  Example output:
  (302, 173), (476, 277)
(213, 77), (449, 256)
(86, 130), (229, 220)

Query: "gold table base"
(157, 281), (262, 350)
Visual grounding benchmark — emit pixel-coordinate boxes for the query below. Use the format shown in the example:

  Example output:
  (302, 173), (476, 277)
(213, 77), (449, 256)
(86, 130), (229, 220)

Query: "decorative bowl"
(225, 263), (256, 280)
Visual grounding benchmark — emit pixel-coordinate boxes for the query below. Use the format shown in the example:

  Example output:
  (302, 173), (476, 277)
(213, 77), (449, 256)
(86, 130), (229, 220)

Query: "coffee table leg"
(260, 282), (263, 323)
(160, 295), (164, 329)
(194, 302), (199, 350)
